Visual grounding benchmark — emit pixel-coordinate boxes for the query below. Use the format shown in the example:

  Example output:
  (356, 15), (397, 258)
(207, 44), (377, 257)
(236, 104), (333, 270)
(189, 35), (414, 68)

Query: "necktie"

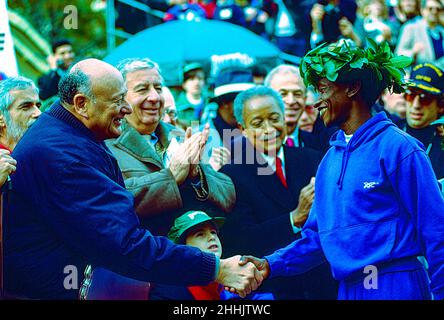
(275, 157), (287, 188)
(286, 137), (295, 147)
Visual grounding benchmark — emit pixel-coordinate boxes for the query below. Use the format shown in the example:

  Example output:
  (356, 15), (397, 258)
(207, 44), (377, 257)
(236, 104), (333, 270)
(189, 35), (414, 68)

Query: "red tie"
(286, 137), (295, 147)
(275, 157), (287, 188)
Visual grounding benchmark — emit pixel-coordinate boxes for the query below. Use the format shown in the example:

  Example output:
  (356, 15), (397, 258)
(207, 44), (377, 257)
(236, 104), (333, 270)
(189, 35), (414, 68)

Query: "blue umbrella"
(104, 19), (283, 85)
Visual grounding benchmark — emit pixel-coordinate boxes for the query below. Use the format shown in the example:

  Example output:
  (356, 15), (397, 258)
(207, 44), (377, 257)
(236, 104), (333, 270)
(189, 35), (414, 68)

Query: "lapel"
(113, 120), (164, 168)
(251, 143), (296, 211)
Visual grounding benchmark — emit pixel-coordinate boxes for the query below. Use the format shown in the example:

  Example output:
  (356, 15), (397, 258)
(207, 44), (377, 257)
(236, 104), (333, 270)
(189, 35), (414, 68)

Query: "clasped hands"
(216, 255), (270, 298)
(168, 124), (210, 185)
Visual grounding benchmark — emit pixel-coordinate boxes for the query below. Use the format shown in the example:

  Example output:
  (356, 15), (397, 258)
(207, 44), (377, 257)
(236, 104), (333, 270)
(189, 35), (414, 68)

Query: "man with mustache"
(219, 86), (337, 299)
(239, 40), (444, 300)
(0, 77), (41, 151)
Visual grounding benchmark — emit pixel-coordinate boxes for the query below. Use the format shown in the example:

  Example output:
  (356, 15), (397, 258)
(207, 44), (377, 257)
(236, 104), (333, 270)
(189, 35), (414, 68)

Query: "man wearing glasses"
(404, 62), (444, 179)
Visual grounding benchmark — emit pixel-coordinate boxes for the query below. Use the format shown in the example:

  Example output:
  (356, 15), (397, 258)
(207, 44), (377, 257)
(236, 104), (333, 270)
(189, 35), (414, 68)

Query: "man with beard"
(0, 76), (41, 151)
(238, 40), (444, 300)
(0, 76), (40, 298)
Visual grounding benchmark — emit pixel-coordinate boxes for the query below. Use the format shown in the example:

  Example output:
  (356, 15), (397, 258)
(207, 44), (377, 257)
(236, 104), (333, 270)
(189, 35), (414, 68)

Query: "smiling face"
(405, 88), (443, 128)
(268, 71), (306, 135)
(125, 68), (165, 134)
(185, 222), (222, 258)
(242, 95), (286, 155)
(316, 78), (352, 128)
(87, 74), (131, 141)
(6, 87), (42, 147)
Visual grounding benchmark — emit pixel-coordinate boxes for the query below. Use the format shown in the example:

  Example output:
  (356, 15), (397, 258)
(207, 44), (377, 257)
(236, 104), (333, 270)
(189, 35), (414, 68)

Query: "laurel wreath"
(300, 38), (412, 94)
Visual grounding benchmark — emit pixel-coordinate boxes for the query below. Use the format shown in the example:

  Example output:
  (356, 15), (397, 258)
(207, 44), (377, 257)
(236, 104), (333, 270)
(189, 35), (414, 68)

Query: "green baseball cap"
(168, 211), (225, 244)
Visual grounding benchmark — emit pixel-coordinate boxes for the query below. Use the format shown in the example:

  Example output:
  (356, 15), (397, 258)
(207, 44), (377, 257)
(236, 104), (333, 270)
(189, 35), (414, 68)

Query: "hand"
(338, 17), (354, 38)
(291, 177), (315, 228)
(216, 255), (264, 298)
(47, 54), (58, 70)
(208, 146), (231, 171)
(189, 124), (210, 178)
(412, 42), (425, 57)
(310, 4), (325, 23)
(0, 149), (16, 187)
(168, 127), (193, 185)
(238, 255), (270, 280)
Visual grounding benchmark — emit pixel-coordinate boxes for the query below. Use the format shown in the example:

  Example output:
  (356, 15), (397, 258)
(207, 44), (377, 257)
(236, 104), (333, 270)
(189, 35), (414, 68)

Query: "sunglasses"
(404, 90), (437, 106)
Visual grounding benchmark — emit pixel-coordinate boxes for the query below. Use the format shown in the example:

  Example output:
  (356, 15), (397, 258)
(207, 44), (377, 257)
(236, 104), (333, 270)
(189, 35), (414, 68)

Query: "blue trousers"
(337, 257), (432, 300)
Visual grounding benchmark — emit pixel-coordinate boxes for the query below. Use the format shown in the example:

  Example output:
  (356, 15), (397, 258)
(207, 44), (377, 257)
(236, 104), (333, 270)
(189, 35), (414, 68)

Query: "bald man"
(3, 59), (262, 300)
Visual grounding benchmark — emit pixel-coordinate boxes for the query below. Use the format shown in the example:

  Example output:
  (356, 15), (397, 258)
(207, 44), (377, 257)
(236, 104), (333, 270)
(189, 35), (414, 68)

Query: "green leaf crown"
(300, 38), (413, 94)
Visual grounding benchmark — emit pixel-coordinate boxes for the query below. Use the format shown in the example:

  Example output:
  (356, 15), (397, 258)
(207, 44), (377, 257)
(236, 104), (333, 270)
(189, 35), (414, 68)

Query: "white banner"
(0, 0), (19, 77)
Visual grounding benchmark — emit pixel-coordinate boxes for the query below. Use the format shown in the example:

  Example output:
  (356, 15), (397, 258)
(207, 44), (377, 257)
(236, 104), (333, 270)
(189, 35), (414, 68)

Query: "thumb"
(185, 127), (192, 140)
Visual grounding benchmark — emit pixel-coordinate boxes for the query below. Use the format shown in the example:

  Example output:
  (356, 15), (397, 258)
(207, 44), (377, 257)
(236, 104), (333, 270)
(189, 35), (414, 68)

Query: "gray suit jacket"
(396, 18), (444, 69)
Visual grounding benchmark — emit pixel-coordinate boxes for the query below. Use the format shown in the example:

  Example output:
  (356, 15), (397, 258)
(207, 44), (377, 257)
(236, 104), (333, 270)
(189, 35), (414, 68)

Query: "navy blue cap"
(408, 63), (444, 95)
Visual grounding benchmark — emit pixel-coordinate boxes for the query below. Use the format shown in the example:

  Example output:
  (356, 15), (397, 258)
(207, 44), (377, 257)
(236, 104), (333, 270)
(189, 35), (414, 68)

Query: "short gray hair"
(58, 69), (93, 105)
(233, 86), (285, 127)
(116, 57), (163, 83)
(0, 76), (38, 115)
(264, 64), (302, 87)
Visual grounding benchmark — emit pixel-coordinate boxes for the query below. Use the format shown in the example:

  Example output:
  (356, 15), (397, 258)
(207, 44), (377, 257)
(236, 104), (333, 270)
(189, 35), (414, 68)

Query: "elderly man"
(264, 64), (337, 155)
(0, 76), (41, 186)
(0, 77), (42, 151)
(105, 58), (235, 236)
(219, 85), (337, 299)
(3, 58), (261, 300)
(403, 62), (444, 179)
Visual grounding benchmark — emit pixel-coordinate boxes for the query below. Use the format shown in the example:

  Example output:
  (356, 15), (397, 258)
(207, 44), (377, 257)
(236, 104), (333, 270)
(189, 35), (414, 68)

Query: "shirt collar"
(261, 147), (285, 173)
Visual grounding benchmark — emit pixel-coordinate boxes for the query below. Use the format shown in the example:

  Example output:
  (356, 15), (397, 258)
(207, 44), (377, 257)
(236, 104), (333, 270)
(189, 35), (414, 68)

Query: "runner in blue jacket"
(239, 39), (444, 300)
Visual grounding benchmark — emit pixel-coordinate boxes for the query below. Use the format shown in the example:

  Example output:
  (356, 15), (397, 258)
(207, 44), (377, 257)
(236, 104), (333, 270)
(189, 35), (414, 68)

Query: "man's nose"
(146, 87), (161, 102)
(122, 101), (133, 115)
(32, 106), (42, 118)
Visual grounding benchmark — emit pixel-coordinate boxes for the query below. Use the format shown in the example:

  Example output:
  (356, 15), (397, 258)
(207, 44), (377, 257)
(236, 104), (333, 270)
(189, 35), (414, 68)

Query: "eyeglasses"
(404, 90), (436, 106)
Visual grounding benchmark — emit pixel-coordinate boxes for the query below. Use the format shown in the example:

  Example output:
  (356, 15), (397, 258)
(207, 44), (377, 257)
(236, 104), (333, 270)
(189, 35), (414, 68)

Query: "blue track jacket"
(266, 112), (444, 299)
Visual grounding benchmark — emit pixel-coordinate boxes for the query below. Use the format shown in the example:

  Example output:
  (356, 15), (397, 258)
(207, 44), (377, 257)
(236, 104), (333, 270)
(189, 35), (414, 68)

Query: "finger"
(0, 149), (11, 156)
(185, 127), (192, 140)
(1, 157), (17, 166)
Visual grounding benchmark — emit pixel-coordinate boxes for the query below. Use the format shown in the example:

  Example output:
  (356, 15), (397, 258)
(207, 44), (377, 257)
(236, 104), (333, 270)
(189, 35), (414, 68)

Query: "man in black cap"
(404, 62), (444, 179)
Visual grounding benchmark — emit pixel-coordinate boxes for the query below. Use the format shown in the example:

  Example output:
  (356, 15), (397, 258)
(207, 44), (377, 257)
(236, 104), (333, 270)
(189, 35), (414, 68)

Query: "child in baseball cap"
(150, 210), (274, 300)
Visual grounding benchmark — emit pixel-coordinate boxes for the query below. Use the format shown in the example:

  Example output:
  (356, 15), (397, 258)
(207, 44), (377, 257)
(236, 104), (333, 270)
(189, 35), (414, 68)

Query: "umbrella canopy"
(104, 19), (283, 86)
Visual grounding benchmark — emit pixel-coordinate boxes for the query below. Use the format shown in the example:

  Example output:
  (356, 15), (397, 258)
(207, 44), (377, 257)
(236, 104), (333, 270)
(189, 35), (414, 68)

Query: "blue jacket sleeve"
(265, 207), (326, 278)
(38, 159), (216, 287)
(389, 150), (444, 300)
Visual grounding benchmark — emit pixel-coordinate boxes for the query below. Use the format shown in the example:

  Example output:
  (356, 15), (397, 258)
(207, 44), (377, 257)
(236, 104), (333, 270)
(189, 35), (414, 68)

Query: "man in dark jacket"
(3, 58), (262, 299)
(37, 39), (76, 102)
(219, 86), (337, 299)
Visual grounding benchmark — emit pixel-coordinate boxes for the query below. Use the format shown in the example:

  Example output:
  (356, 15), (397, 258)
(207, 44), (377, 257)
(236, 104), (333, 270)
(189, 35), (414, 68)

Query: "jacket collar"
(48, 100), (101, 143)
(112, 119), (176, 167)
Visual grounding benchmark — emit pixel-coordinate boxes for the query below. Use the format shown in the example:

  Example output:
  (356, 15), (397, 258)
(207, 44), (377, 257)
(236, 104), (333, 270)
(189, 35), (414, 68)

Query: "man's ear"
(72, 93), (90, 119)
(347, 81), (362, 98)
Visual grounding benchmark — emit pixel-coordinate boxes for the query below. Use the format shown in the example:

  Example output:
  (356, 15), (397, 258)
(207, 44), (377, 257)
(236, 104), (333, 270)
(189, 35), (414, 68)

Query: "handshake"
(215, 255), (270, 298)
